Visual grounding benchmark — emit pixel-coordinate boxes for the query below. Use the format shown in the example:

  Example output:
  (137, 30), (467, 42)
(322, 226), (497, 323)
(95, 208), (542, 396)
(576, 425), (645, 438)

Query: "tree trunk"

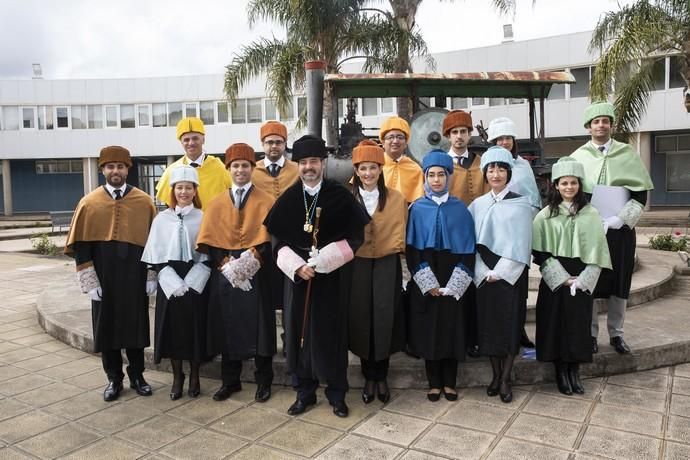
(684, 33), (690, 113)
(323, 82), (338, 147)
(390, 0), (420, 120)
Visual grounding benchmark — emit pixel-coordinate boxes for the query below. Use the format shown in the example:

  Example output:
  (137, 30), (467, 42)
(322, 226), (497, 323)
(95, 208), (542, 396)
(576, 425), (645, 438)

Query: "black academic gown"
(264, 179), (369, 383)
(533, 253), (593, 364)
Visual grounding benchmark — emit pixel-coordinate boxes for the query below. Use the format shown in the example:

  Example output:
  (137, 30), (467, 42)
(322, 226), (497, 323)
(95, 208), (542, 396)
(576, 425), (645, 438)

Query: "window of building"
(37, 106), (45, 129)
(280, 98), (295, 121)
(152, 103), (167, 127)
(87, 105), (103, 129)
(649, 58), (666, 91)
(21, 107), (36, 129)
(569, 66), (591, 98)
(216, 101), (229, 123)
(418, 97), (432, 108)
(297, 96), (307, 119)
(362, 98), (378, 116)
(35, 159), (83, 174)
(264, 99), (277, 120)
(451, 97), (468, 109)
(231, 99), (246, 124)
(71, 105), (87, 129)
(489, 98), (506, 107)
(120, 104), (135, 128)
(669, 55), (685, 89)
(509, 98), (525, 105)
(55, 106), (70, 129)
(247, 98), (262, 123)
(381, 98), (394, 113)
(105, 105), (119, 128)
(136, 104), (151, 127)
(184, 103), (198, 118)
(667, 153), (690, 192)
(168, 102), (183, 126)
(139, 162), (167, 203)
(200, 101), (214, 125)
(2, 106), (19, 130)
(678, 134), (690, 151)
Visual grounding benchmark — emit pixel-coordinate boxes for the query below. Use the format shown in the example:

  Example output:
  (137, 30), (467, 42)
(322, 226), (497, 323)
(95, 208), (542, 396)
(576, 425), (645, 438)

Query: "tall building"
(0, 30), (687, 214)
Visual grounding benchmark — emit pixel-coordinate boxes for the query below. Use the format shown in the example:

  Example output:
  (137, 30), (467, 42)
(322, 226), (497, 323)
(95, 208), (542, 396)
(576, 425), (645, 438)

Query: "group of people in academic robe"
(64, 99), (652, 413)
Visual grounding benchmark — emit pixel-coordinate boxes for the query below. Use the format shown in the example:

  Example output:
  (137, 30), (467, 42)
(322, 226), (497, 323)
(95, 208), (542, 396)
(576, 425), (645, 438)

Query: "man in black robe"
(264, 135), (369, 418)
(65, 146), (157, 401)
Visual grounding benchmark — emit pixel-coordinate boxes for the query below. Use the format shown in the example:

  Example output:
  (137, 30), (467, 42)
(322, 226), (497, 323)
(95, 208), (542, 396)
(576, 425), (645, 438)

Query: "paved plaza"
(1, 251), (690, 459)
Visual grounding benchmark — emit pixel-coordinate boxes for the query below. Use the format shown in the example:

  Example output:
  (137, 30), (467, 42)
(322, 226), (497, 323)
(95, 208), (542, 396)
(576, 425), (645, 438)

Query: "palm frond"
(224, 38), (288, 104)
(613, 58), (657, 135)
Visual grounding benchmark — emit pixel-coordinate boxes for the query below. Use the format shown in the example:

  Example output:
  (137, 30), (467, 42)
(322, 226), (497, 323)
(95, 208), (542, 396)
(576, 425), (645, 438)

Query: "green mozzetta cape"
(532, 203), (612, 269)
(570, 140), (654, 194)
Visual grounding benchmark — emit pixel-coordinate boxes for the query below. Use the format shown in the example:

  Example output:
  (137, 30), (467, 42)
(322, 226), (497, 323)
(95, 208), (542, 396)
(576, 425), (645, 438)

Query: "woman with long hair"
(469, 146), (533, 403)
(406, 150), (475, 402)
(348, 140), (407, 404)
(533, 157), (611, 395)
(141, 165), (211, 400)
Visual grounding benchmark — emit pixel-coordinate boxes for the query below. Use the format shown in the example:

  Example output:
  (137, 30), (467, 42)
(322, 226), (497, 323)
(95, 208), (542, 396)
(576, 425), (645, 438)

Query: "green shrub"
(648, 233), (688, 252)
(30, 233), (60, 256)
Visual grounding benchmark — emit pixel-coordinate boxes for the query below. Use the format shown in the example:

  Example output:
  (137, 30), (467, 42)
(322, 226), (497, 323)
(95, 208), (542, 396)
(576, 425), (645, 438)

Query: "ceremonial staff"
(300, 207), (321, 348)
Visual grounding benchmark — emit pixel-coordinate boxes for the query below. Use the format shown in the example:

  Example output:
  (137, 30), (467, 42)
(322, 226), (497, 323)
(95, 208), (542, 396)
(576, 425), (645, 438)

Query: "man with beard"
(65, 146), (157, 401)
(252, 121), (299, 198)
(264, 135), (369, 418)
(156, 117), (231, 209)
(570, 102), (653, 355)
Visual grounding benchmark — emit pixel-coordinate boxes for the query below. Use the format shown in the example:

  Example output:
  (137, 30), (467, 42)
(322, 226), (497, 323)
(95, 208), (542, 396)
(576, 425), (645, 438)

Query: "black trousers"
(101, 348), (145, 382)
(361, 358), (390, 381)
(425, 358), (458, 389)
(221, 354), (273, 387)
(295, 375), (348, 404)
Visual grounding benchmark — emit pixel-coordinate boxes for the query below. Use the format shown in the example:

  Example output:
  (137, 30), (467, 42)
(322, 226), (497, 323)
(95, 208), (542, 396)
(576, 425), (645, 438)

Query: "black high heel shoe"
(362, 380), (376, 404)
(377, 380), (390, 403)
(427, 389), (442, 402)
(487, 376), (500, 397)
(499, 381), (513, 403)
(170, 374), (185, 401)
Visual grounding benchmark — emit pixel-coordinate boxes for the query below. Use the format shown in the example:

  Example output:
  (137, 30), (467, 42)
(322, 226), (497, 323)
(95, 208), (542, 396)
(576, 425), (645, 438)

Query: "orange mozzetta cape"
(448, 154), (490, 206)
(196, 187), (274, 252)
(64, 186), (156, 255)
(356, 188), (407, 259)
(252, 160), (300, 199)
(383, 154), (424, 203)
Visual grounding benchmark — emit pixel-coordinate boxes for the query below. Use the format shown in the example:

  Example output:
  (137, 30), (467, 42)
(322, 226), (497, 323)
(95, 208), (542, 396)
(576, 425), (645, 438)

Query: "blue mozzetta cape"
(469, 192), (533, 265)
(407, 195), (475, 254)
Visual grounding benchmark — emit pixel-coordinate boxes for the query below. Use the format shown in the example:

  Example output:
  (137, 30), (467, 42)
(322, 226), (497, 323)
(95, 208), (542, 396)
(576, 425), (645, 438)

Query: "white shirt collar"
(231, 181), (252, 195)
(187, 152), (206, 167)
(303, 181), (322, 196)
(431, 192), (449, 205)
(174, 204), (195, 216)
(591, 139), (613, 154)
(448, 148), (469, 159)
(359, 187), (379, 216)
(490, 187), (511, 202)
(104, 183), (126, 199)
(263, 156), (286, 168)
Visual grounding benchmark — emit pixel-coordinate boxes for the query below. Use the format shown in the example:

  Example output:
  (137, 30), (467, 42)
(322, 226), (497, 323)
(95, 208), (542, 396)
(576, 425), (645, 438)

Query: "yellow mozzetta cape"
(196, 187), (274, 253)
(156, 155), (231, 210)
(448, 154), (490, 206)
(64, 186), (156, 255)
(382, 154), (424, 203)
(356, 188), (407, 258)
(252, 160), (300, 199)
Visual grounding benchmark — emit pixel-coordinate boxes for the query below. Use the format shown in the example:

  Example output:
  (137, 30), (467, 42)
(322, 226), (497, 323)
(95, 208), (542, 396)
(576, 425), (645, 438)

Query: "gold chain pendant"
(303, 223), (313, 233)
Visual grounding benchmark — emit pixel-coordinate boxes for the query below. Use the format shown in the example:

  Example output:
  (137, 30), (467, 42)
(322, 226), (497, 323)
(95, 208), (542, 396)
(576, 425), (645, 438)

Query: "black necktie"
(190, 163), (200, 168)
(114, 189), (122, 200)
(270, 164), (280, 177)
(598, 146), (606, 153)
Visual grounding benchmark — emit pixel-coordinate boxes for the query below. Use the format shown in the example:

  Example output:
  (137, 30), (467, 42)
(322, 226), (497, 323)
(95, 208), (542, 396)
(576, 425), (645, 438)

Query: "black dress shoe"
(213, 384), (240, 401)
(427, 389), (442, 402)
(377, 381), (390, 403)
(170, 374), (185, 401)
(362, 380), (375, 404)
(610, 336), (631, 354)
(443, 388), (458, 401)
(487, 376), (500, 397)
(130, 377), (152, 396)
(255, 384), (271, 403)
(499, 381), (513, 403)
(467, 345), (481, 358)
(287, 397), (316, 415)
(331, 400), (349, 418)
(188, 383), (200, 398)
(591, 337), (599, 354)
(555, 362), (573, 396)
(103, 380), (123, 402)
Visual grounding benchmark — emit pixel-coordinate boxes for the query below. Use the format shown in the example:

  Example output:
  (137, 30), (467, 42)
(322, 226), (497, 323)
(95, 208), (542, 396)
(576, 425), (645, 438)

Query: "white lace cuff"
(618, 199), (644, 228)
(76, 265), (100, 294)
(184, 263), (211, 293)
(412, 265), (440, 294)
(443, 266), (473, 299)
(310, 240), (354, 274)
(146, 269), (157, 282)
(576, 264), (601, 294)
(494, 257), (526, 286)
(541, 257), (571, 292)
(158, 266), (187, 299)
(276, 246), (307, 281)
(234, 249), (262, 281)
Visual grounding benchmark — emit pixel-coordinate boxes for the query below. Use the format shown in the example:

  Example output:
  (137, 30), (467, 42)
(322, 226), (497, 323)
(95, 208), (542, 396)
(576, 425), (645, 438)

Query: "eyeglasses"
(264, 140), (285, 146)
(384, 134), (406, 142)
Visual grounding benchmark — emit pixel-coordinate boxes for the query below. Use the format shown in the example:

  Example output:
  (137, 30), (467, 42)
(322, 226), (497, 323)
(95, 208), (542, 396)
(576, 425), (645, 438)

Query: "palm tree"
(224, 0), (429, 145)
(589, 0), (690, 135)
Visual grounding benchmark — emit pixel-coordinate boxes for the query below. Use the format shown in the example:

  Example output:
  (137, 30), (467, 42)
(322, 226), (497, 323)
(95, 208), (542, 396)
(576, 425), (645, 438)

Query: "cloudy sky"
(1, 0), (634, 80)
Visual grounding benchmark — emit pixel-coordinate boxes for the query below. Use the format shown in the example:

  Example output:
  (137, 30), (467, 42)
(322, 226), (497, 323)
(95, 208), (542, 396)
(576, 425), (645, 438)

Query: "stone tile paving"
(0, 252), (688, 459)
